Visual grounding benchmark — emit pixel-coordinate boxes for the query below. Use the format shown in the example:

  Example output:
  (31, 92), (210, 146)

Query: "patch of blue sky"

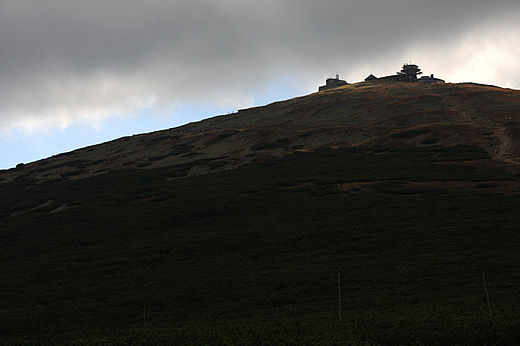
(0, 78), (308, 170)
(253, 74), (311, 106)
(0, 104), (233, 170)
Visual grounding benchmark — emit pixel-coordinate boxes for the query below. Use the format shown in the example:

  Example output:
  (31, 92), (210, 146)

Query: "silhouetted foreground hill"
(1, 82), (520, 345)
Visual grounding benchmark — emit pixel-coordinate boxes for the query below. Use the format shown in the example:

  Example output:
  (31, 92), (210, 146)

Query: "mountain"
(1, 81), (520, 345)
(3, 82), (520, 186)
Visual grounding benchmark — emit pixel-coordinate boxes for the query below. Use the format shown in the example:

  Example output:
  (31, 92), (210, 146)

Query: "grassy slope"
(1, 144), (520, 345)
(2, 82), (520, 186)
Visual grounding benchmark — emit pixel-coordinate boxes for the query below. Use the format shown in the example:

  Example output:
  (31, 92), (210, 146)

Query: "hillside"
(1, 82), (520, 345)
(2, 82), (520, 186)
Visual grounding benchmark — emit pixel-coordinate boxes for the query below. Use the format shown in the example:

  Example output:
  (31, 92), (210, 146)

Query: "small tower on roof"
(397, 63), (422, 80)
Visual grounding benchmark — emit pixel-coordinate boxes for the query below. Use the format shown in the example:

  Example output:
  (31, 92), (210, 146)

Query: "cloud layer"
(2, 0), (520, 138)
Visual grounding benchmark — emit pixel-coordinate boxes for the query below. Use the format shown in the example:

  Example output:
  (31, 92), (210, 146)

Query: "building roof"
(364, 64), (444, 84)
(418, 75), (445, 83)
(318, 75), (348, 91)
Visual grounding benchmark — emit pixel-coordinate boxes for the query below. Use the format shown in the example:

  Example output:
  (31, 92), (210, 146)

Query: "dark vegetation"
(149, 144), (196, 162)
(389, 128), (431, 139)
(1, 145), (520, 345)
(251, 138), (290, 151)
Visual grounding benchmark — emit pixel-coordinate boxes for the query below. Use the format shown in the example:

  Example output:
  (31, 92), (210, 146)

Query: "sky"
(2, 1), (520, 169)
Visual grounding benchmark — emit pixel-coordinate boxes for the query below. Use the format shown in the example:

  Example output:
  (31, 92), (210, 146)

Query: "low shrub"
(60, 170), (85, 178)
(208, 160), (229, 169)
(390, 128), (431, 138)
(251, 142), (280, 151)
(421, 137), (439, 144)
(474, 182), (501, 188)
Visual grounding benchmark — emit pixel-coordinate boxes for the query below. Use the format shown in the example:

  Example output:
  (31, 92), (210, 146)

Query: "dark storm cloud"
(1, 0), (519, 136)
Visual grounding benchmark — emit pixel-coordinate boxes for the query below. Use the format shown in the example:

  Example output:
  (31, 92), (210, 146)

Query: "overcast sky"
(2, 1), (520, 169)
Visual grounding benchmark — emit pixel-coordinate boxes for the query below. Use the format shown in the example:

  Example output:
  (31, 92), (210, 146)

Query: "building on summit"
(318, 74), (348, 91)
(364, 63), (445, 83)
(364, 74), (377, 81)
(417, 74), (445, 83)
(318, 64), (443, 91)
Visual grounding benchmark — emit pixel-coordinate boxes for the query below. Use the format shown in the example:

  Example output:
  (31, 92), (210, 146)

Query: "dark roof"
(318, 76), (348, 91)
(364, 63), (444, 84)
(418, 75), (445, 83)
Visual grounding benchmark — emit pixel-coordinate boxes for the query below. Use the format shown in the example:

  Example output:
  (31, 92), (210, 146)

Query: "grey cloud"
(1, 0), (520, 136)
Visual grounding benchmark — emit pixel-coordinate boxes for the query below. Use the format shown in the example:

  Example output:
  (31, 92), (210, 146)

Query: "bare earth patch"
(50, 203), (79, 213)
(10, 200), (54, 217)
